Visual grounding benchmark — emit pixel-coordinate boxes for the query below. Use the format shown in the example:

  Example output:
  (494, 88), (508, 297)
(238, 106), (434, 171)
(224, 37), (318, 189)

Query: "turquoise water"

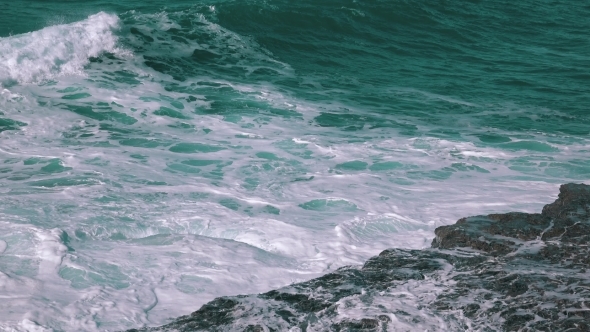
(0, 0), (589, 330)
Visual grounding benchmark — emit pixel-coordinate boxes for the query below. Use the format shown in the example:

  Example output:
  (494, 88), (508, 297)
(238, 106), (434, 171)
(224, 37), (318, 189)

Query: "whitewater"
(0, 1), (588, 331)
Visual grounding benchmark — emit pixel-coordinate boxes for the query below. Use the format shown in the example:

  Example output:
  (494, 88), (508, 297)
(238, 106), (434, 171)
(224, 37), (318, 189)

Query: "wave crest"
(0, 12), (123, 85)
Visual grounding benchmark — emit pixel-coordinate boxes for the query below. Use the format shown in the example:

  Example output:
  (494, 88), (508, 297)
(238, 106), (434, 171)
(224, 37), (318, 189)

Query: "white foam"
(0, 12), (124, 85)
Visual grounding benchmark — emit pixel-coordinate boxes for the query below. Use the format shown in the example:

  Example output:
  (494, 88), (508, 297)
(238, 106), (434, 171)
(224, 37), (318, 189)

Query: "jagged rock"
(128, 183), (590, 332)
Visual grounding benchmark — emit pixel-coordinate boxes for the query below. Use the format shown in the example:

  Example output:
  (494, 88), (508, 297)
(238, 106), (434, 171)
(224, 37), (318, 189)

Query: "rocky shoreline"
(128, 183), (590, 331)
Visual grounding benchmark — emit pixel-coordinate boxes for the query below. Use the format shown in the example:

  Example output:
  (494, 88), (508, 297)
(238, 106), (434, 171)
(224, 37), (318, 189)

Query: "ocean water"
(0, 0), (588, 330)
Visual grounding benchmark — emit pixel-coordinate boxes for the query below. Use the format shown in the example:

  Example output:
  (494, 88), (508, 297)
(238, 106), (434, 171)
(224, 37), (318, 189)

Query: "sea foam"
(0, 12), (123, 85)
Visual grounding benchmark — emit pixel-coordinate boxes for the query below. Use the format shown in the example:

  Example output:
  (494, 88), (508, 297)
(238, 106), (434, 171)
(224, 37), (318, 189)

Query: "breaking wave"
(0, 12), (124, 85)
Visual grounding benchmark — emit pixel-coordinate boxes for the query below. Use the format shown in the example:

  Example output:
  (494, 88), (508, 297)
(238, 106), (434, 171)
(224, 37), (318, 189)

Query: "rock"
(128, 183), (590, 332)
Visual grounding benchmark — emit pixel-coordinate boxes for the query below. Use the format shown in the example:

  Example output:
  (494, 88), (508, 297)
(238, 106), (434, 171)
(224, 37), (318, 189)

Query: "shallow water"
(0, 0), (588, 330)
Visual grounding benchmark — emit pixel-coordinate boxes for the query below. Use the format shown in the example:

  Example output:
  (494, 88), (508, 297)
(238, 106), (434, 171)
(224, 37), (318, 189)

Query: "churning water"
(0, 0), (588, 330)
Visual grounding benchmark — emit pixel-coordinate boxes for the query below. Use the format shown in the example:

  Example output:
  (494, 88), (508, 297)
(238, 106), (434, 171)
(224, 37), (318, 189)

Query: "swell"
(3, 0), (589, 135)
(211, 0), (590, 133)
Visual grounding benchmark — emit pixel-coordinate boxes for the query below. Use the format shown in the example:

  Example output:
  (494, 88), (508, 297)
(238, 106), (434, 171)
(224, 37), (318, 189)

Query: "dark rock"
(243, 325), (264, 332)
(138, 298), (238, 331)
(542, 183), (590, 220)
(260, 290), (331, 313)
(127, 183), (590, 332)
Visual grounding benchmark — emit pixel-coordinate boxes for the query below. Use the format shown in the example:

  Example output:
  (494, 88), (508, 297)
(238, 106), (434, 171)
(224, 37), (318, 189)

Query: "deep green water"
(0, 0), (589, 330)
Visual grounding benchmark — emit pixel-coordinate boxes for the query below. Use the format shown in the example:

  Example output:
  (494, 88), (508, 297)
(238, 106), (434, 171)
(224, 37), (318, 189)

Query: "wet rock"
(243, 325), (266, 332)
(136, 298), (238, 332)
(260, 291), (332, 313)
(331, 318), (380, 331)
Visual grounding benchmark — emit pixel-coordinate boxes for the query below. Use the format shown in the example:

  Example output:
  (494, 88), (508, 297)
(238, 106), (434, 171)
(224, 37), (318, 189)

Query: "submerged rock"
(128, 183), (590, 332)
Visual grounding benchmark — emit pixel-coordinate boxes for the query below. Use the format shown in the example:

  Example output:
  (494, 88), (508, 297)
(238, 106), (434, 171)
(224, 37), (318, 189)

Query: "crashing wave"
(0, 12), (123, 85)
(128, 183), (590, 331)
